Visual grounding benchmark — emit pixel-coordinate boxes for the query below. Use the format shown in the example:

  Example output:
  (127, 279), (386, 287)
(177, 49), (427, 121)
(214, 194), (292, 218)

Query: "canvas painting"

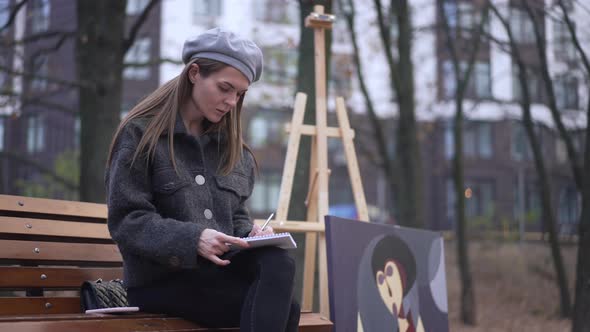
(325, 216), (449, 332)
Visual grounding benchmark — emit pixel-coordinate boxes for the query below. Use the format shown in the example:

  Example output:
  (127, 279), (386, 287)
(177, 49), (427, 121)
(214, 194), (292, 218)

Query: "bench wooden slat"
(0, 195), (107, 220)
(0, 217), (111, 240)
(0, 267), (123, 288)
(2, 313), (332, 331)
(0, 297), (80, 315)
(0, 312), (165, 322)
(0, 240), (121, 263)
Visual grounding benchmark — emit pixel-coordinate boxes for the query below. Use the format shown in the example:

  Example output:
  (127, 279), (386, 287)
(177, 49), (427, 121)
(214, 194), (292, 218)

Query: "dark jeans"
(127, 247), (300, 331)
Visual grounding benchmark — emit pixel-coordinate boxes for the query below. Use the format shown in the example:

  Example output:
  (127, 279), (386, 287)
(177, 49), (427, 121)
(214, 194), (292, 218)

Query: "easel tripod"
(253, 5), (368, 318)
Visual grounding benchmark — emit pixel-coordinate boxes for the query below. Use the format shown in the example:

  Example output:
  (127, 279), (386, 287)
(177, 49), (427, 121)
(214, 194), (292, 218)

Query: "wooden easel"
(253, 5), (369, 318)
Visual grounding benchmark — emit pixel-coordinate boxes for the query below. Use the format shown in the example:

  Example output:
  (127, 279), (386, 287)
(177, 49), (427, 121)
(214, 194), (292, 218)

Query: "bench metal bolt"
(25, 224), (32, 229)
(18, 201), (24, 206)
(45, 302), (52, 309)
(34, 248), (40, 253)
(40, 274), (47, 280)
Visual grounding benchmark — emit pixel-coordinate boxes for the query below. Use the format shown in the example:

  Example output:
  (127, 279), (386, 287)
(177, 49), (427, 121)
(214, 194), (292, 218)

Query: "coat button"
(195, 175), (205, 185)
(204, 209), (213, 219)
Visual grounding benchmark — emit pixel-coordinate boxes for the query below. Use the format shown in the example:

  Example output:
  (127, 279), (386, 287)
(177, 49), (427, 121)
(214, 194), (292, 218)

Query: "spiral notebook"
(244, 232), (297, 249)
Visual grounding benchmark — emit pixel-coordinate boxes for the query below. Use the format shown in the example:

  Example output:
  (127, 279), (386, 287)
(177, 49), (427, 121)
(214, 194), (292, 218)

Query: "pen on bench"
(261, 212), (274, 231)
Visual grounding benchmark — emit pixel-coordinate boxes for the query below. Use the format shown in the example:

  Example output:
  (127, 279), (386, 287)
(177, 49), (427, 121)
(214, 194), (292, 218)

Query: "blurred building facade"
(0, 0), (586, 234)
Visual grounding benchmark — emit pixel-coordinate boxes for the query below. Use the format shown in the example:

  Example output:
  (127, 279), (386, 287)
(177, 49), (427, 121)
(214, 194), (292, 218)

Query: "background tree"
(373, 0), (423, 228)
(438, 1), (490, 324)
(77, 0), (158, 203)
(554, 0), (590, 328)
(338, 0), (394, 221)
(0, 0), (158, 202)
(523, 0), (582, 192)
(490, 1), (571, 318)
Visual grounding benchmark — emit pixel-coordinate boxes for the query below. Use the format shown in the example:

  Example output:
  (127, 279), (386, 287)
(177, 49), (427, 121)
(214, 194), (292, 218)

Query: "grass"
(446, 239), (577, 331)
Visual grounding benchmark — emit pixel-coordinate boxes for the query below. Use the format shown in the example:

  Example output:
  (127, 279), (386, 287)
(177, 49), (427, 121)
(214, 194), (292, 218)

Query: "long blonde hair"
(107, 58), (255, 175)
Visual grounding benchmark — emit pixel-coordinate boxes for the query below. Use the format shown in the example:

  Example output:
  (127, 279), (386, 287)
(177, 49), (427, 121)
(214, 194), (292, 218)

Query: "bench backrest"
(0, 195), (122, 315)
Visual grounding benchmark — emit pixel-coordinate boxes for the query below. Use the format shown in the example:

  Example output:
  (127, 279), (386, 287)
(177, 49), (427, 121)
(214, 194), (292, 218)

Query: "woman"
(105, 27), (300, 331)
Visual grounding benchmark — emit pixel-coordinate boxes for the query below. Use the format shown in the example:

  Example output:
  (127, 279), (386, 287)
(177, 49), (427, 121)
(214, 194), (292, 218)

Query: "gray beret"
(182, 27), (263, 83)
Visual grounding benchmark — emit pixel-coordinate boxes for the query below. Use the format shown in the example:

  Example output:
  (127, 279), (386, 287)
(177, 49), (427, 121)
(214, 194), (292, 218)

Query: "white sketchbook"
(244, 232), (297, 249)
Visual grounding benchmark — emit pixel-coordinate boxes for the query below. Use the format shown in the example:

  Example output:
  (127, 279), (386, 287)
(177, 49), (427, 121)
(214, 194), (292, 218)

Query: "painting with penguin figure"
(325, 216), (449, 332)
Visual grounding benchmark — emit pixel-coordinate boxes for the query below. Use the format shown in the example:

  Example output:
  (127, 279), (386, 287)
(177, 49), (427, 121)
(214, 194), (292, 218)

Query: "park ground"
(446, 238), (577, 332)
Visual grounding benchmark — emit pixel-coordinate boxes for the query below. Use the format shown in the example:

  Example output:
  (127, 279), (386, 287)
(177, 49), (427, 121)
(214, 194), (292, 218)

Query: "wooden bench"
(0, 194), (332, 331)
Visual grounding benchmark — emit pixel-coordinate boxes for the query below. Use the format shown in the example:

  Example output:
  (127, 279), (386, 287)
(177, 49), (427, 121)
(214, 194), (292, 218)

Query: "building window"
(330, 54), (354, 98)
(509, 7), (535, 44)
(513, 181), (540, 225)
(248, 113), (286, 149)
(553, 20), (577, 62)
(126, 0), (150, 15)
(249, 116), (268, 149)
(0, 117), (4, 151)
(27, 115), (45, 153)
(29, 0), (50, 34)
(512, 65), (544, 104)
(193, 0), (221, 19)
(249, 173), (281, 213)
(442, 60), (491, 99)
(74, 116), (80, 149)
(446, 179), (495, 223)
(465, 180), (495, 219)
(0, 0), (9, 31)
(254, 0), (298, 24)
(123, 37), (151, 80)
(554, 75), (578, 110)
(262, 47), (297, 85)
(444, 121), (493, 159)
(558, 186), (579, 234)
(442, 0), (485, 38)
(511, 122), (543, 161)
(474, 62), (491, 98)
(0, 54), (6, 88)
(31, 55), (48, 91)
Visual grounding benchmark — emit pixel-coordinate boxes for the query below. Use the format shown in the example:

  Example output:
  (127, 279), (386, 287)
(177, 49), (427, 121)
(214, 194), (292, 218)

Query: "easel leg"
(302, 139), (318, 311)
(335, 97), (369, 221)
(276, 93), (307, 222)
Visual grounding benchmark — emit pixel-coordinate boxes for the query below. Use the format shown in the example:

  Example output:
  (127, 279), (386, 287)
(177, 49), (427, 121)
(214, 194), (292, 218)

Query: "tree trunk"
(76, 0), (126, 203)
(373, 0), (421, 227)
(393, 0), (422, 228)
(572, 94), (590, 330)
(438, 1), (490, 324)
(453, 96), (476, 324)
(490, 2), (572, 318)
(522, 95), (572, 318)
(556, 0), (590, 328)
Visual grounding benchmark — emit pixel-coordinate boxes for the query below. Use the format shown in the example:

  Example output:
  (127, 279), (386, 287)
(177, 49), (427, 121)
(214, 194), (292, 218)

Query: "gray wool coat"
(105, 114), (255, 288)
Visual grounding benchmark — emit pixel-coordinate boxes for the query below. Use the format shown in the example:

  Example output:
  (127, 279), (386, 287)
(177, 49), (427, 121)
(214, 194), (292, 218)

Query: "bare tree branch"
(0, 64), (93, 89)
(124, 57), (183, 67)
(123, 0), (160, 53)
(3, 30), (76, 46)
(523, 0), (583, 190)
(0, 151), (78, 191)
(0, 0), (27, 34)
(30, 31), (77, 62)
(339, 0), (395, 191)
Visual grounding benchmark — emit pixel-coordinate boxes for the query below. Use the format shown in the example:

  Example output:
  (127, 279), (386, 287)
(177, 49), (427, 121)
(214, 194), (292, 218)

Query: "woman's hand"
(248, 224), (274, 237)
(198, 229), (249, 266)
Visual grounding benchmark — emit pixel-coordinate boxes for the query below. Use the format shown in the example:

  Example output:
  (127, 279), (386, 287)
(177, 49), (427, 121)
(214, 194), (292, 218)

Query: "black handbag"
(80, 278), (129, 311)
